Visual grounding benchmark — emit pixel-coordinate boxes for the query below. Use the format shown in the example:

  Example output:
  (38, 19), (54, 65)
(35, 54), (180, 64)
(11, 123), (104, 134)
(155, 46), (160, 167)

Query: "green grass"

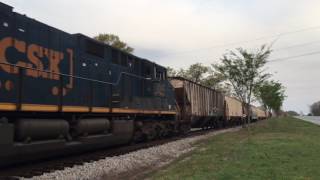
(150, 117), (320, 180)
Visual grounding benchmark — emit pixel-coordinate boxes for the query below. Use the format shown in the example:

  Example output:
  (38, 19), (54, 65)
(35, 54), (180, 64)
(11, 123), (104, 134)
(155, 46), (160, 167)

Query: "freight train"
(0, 2), (267, 167)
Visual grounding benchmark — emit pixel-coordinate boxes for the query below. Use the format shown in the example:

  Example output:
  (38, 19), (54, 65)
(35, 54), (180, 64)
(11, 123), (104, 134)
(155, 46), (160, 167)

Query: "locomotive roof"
(74, 33), (162, 66)
(0, 2), (166, 70)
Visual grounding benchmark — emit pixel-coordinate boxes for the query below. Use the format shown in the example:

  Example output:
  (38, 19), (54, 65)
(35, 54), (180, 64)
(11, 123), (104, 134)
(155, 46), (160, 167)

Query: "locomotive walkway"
(294, 116), (320, 125)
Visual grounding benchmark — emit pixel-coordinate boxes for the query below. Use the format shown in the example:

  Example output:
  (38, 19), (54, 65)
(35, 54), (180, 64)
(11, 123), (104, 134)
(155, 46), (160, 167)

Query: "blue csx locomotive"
(0, 2), (181, 165)
(0, 2), (265, 167)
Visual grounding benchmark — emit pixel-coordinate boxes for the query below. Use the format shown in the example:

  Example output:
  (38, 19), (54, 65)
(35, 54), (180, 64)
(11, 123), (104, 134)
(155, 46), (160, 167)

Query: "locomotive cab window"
(128, 56), (134, 68)
(111, 50), (129, 68)
(144, 68), (152, 79)
(141, 61), (154, 79)
(155, 66), (166, 80)
(163, 69), (167, 79)
(111, 49), (119, 64)
(155, 70), (163, 80)
(85, 40), (104, 58)
(120, 53), (128, 67)
(134, 58), (140, 73)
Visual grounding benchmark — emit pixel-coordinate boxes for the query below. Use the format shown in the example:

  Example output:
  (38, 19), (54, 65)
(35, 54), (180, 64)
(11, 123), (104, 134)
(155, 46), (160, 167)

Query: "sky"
(2, 0), (320, 114)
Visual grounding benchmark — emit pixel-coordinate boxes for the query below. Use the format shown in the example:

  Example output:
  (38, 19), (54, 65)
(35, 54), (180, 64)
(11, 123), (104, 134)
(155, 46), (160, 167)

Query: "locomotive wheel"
(213, 121), (218, 129)
(165, 124), (175, 137)
(217, 121), (222, 129)
(147, 128), (157, 141)
(142, 124), (157, 141)
(157, 123), (168, 138)
(201, 126), (208, 130)
(180, 124), (190, 135)
(133, 130), (145, 143)
(24, 137), (32, 144)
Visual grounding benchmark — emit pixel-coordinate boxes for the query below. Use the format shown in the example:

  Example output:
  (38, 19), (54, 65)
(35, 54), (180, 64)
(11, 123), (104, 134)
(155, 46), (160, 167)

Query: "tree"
(214, 45), (272, 126)
(310, 101), (320, 116)
(166, 67), (189, 79)
(183, 63), (209, 83)
(167, 63), (209, 83)
(94, 33), (134, 53)
(166, 67), (178, 77)
(286, 111), (299, 116)
(202, 66), (230, 93)
(255, 80), (286, 115)
(201, 67), (225, 87)
(167, 63), (229, 92)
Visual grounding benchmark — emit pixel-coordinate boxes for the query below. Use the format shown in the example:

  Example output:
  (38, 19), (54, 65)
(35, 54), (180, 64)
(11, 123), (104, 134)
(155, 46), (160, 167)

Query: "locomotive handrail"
(0, 61), (161, 86)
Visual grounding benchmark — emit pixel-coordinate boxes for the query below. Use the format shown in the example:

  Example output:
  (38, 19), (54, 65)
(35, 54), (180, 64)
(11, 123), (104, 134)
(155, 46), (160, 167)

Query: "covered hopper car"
(169, 77), (225, 130)
(224, 96), (245, 126)
(252, 106), (267, 121)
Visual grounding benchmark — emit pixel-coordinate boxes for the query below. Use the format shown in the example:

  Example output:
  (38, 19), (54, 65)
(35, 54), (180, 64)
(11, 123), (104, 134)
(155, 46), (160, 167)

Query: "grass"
(150, 117), (320, 180)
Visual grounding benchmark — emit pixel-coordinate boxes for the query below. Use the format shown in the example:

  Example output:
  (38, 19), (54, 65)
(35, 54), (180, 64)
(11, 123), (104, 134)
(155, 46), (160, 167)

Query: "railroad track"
(0, 127), (227, 179)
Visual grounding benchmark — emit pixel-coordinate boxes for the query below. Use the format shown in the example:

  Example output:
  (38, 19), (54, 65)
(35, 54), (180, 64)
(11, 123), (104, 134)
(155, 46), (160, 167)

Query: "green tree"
(310, 101), (320, 116)
(94, 33), (134, 53)
(176, 68), (188, 79)
(202, 66), (229, 93)
(167, 63), (229, 92)
(286, 111), (299, 116)
(166, 67), (177, 77)
(167, 63), (209, 83)
(255, 80), (286, 116)
(184, 63), (209, 83)
(214, 45), (272, 126)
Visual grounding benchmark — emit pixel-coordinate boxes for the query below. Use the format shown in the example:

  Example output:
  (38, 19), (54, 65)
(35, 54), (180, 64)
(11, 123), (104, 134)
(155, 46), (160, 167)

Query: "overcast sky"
(2, 0), (320, 114)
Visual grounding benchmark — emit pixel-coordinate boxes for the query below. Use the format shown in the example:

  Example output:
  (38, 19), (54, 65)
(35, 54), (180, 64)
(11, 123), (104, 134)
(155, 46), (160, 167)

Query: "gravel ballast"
(26, 127), (241, 180)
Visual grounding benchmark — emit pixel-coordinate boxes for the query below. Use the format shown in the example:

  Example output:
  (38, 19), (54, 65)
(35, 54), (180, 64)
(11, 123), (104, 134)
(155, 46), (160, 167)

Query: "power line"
(160, 25), (320, 57)
(269, 50), (320, 63)
(274, 40), (320, 52)
(202, 41), (320, 64)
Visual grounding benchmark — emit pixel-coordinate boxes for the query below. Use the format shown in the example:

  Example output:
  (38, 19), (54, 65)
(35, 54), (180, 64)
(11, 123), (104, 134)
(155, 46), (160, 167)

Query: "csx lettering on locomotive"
(0, 37), (73, 83)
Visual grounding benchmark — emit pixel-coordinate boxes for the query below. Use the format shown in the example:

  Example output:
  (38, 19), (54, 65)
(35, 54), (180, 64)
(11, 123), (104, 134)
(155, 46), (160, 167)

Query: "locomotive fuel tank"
(73, 119), (111, 136)
(15, 119), (69, 142)
(0, 120), (14, 145)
